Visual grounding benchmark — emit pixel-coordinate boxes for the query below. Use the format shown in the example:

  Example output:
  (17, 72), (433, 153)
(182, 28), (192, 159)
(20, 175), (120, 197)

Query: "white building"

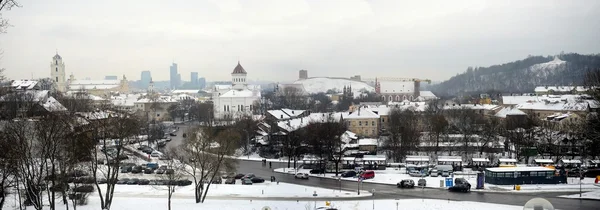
(51, 53), (67, 92)
(212, 62), (261, 119)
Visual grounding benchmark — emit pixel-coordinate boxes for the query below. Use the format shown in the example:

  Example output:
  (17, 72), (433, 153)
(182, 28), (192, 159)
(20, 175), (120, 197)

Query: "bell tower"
(50, 53), (67, 92)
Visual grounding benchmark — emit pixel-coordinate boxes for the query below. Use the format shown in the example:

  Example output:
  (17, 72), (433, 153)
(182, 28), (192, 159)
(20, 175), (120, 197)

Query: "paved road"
(238, 160), (599, 210)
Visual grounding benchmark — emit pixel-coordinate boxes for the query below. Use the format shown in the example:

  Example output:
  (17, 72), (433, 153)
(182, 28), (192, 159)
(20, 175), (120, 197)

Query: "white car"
(150, 150), (163, 157)
(294, 173), (309, 179)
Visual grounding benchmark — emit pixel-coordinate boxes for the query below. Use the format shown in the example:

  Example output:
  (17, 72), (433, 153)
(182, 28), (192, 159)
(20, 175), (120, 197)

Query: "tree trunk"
(195, 184), (201, 203)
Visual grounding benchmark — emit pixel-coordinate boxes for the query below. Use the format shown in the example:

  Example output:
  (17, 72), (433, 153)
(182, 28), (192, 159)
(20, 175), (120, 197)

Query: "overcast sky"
(1, 0), (599, 82)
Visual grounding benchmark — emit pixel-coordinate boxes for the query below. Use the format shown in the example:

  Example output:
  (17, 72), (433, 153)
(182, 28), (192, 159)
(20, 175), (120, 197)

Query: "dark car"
(584, 169), (600, 178)
(131, 166), (144, 174)
(169, 133), (177, 136)
(250, 177), (265, 183)
(165, 169), (175, 175)
(212, 179), (222, 184)
(144, 168), (155, 174)
(242, 179), (253, 185)
(225, 178), (236, 184)
(120, 166), (132, 173)
(397, 179), (415, 188)
(340, 171), (357, 177)
(138, 179), (150, 185)
(127, 178), (139, 185)
(97, 178), (107, 184)
(309, 168), (325, 174)
(177, 180), (193, 186)
(234, 173), (245, 179)
(448, 178), (471, 192)
(243, 173), (256, 179)
(117, 178), (130, 185)
(155, 169), (165, 174)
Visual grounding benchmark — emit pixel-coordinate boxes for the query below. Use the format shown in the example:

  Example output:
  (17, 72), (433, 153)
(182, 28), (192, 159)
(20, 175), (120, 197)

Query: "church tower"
(50, 53), (67, 92)
(231, 61), (247, 90)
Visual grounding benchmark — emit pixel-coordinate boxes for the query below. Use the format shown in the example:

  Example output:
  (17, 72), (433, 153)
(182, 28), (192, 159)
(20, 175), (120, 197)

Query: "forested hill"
(429, 53), (600, 97)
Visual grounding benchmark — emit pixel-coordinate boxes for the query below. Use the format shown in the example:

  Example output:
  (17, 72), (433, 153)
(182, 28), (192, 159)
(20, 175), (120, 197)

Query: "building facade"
(191, 72), (199, 86)
(299, 69), (308, 80)
(375, 78), (420, 102)
(212, 62), (261, 119)
(169, 63), (180, 89)
(344, 108), (380, 137)
(141, 70), (152, 88)
(50, 53), (67, 92)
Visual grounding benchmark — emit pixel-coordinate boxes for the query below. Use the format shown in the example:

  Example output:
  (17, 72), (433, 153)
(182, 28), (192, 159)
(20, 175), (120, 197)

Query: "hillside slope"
(293, 77), (374, 96)
(429, 53), (600, 96)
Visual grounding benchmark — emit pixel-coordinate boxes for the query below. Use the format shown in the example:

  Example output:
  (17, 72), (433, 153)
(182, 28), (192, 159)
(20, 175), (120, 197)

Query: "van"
(360, 170), (375, 179)
(430, 169), (439, 177)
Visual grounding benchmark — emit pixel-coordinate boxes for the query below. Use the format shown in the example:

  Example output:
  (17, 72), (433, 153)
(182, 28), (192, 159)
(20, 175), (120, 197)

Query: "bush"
(73, 185), (94, 193)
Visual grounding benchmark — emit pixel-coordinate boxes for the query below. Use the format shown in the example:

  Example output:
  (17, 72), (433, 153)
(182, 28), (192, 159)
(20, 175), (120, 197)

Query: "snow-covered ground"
(560, 189), (600, 200)
(103, 181), (371, 199)
(232, 152), (289, 163)
(276, 167), (600, 193)
(3, 197), (523, 210)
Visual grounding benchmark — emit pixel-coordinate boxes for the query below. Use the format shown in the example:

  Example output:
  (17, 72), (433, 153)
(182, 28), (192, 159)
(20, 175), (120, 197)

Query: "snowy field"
(276, 167), (600, 192)
(3, 197), (523, 210)
(101, 181), (371, 199)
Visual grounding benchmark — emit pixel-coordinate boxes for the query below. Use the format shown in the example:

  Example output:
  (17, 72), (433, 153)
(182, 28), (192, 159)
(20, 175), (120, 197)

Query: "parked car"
(146, 162), (159, 169)
(448, 178), (471, 192)
(97, 178), (107, 184)
(243, 173), (256, 179)
(165, 169), (175, 175)
(360, 170), (375, 179)
(212, 179), (222, 184)
(150, 151), (162, 157)
(225, 178), (236, 184)
(418, 179), (426, 187)
(441, 170), (450, 177)
(142, 148), (153, 154)
(144, 168), (155, 174)
(341, 171), (357, 178)
(397, 179), (415, 188)
(295, 173), (309, 179)
(117, 178), (129, 185)
(138, 179), (150, 185)
(242, 179), (253, 185)
(177, 180), (193, 186)
(131, 166), (144, 174)
(155, 168), (165, 174)
(251, 177), (265, 183)
(127, 178), (139, 185)
(169, 133), (177, 136)
(309, 168), (325, 174)
(429, 169), (439, 177)
(234, 173), (245, 179)
(120, 166), (132, 173)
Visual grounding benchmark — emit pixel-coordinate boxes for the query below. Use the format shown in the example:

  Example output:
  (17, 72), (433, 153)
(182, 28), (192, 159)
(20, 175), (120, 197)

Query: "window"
(359, 121), (362, 126)
(372, 121), (375, 126)
(249, 105), (253, 111)
(372, 129), (375, 134)
(224, 105), (226, 112)
(55, 77), (58, 82)
(157, 114), (160, 117)
(56, 67), (58, 72)
(55, 60), (58, 65)
(382, 118), (385, 123)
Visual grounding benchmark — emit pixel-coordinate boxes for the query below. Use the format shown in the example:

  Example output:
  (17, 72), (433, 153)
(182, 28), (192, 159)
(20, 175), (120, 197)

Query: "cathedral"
(212, 62), (261, 119)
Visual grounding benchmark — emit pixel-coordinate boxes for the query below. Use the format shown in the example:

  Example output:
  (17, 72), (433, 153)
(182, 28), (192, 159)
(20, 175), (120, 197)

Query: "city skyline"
(1, 0), (600, 82)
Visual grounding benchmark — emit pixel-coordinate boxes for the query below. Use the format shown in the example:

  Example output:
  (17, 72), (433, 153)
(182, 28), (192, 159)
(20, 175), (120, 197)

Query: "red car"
(360, 170), (375, 179)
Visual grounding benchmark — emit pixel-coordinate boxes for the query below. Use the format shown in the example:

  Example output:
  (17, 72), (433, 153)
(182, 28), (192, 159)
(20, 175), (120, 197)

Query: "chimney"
(292, 111), (295, 114)
(280, 114), (283, 119)
(301, 118), (303, 123)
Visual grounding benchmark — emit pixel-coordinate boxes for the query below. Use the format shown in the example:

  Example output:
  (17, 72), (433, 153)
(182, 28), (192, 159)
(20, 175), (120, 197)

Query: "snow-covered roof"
(419, 91), (436, 98)
(342, 157), (356, 161)
(42, 96), (67, 112)
(220, 89), (260, 98)
(560, 159), (581, 164)
(494, 107), (527, 118)
(277, 112), (344, 132)
(387, 101), (428, 112)
(267, 109), (306, 120)
(358, 138), (377, 146)
(590, 160), (600, 164)
(516, 101), (590, 112)
(362, 155), (386, 161)
(472, 158), (490, 162)
(346, 109), (379, 119)
(111, 94), (141, 107)
(0, 90), (49, 102)
(171, 89), (200, 94)
(292, 77), (374, 98)
(443, 104), (499, 111)
(438, 156), (462, 162)
(135, 96), (178, 104)
(11, 80), (38, 90)
(405, 156), (429, 162)
(498, 158), (517, 163)
(486, 166), (554, 172)
(534, 159), (554, 164)
(534, 86), (588, 93)
(69, 80), (120, 90)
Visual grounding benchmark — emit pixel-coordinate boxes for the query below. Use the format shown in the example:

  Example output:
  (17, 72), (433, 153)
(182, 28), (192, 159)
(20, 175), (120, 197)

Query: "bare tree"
(0, 0), (21, 34)
(156, 149), (184, 210)
(303, 115), (346, 176)
(584, 68), (600, 160)
(0, 122), (20, 210)
(88, 110), (142, 210)
(477, 117), (501, 156)
(385, 109), (422, 162)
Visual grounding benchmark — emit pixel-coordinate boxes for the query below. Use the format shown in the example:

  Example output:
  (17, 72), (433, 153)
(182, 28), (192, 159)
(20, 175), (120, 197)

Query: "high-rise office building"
(191, 72), (199, 86)
(141, 71), (152, 88)
(198, 77), (206, 89)
(169, 63), (179, 89)
(105, 75), (118, 80)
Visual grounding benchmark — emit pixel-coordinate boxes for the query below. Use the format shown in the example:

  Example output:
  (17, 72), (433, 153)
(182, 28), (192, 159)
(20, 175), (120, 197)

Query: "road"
(238, 160), (599, 210)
